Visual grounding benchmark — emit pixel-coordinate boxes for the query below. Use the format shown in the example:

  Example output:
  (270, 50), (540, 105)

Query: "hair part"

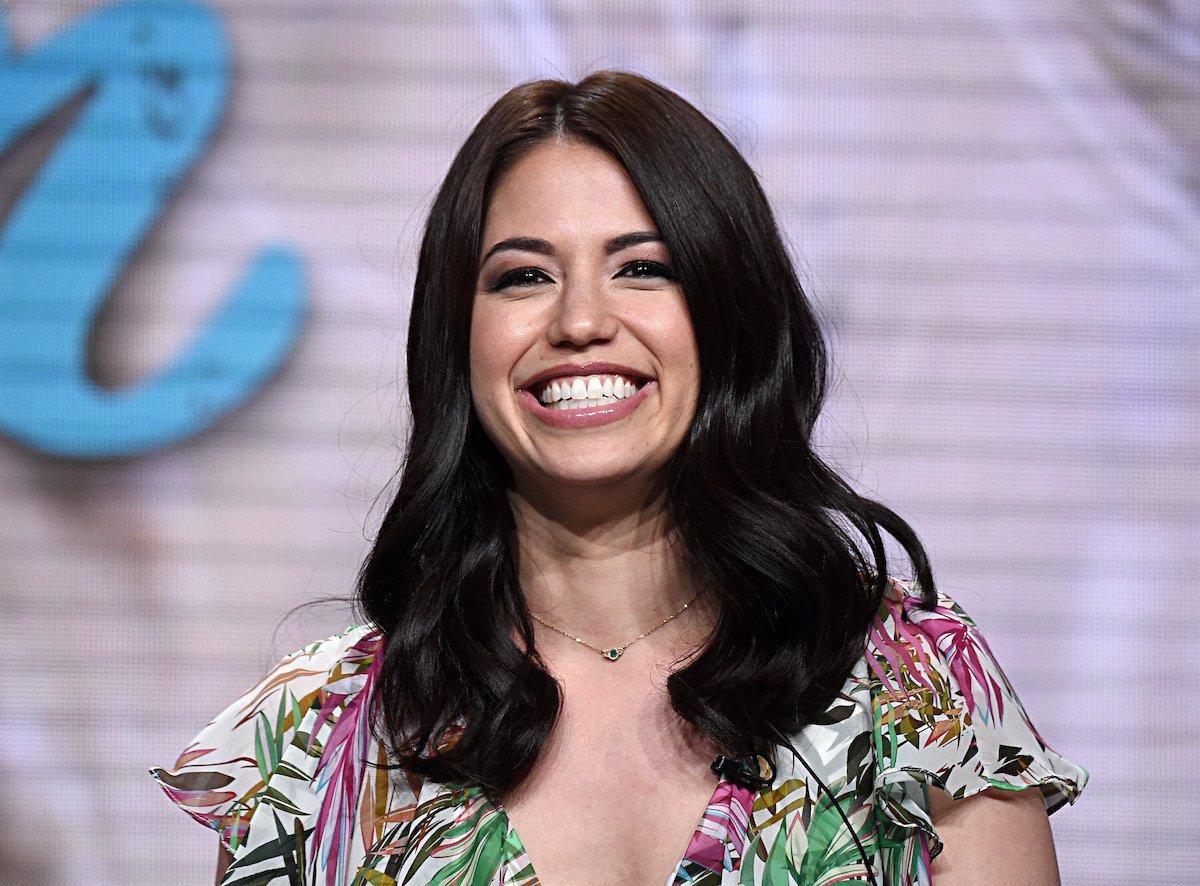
(357, 71), (935, 797)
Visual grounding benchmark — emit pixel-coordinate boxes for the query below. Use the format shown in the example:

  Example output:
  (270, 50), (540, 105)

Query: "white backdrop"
(1, 1), (1196, 882)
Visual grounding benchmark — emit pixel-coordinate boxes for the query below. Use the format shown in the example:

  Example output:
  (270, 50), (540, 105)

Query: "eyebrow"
(479, 231), (664, 265)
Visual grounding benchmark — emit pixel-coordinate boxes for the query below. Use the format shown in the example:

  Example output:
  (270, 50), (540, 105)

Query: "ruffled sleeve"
(149, 625), (380, 854)
(866, 580), (1087, 868)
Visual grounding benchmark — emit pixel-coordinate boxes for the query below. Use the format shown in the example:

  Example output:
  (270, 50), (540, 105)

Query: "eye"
(615, 260), (676, 281)
(488, 266), (553, 292)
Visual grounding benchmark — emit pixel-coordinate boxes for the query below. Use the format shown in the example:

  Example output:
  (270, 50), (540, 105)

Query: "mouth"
(529, 372), (647, 411)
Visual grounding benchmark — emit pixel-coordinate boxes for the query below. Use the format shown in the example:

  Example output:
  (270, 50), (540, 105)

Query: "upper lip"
(517, 362), (652, 390)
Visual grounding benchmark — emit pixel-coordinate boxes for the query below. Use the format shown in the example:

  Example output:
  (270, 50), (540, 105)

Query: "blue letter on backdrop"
(0, 1), (304, 458)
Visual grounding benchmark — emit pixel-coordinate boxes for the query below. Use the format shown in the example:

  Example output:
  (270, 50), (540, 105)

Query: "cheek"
(467, 309), (500, 424)
(470, 299), (549, 379)
(658, 304), (701, 405)
(668, 346), (701, 435)
(468, 301), (530, 428)
(468, 304), (506, 389)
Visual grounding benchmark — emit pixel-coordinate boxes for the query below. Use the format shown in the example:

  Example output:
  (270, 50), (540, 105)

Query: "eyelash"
(487, 260), (676, 292)
(489, 267), (549, 291)
(617, 260), (676, 281)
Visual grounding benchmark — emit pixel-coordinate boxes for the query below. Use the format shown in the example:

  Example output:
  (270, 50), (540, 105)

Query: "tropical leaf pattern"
(152, 580), (1087, 884)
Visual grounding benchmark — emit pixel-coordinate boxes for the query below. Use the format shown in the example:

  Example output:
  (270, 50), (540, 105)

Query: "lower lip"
(519, 381), (656, 429)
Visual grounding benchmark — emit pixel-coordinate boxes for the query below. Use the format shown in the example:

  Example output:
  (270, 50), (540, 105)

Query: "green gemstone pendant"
(603, 648), (622, 661)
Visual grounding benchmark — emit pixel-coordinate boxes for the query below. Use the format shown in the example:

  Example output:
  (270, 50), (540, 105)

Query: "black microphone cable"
(765, 721), (879, 886)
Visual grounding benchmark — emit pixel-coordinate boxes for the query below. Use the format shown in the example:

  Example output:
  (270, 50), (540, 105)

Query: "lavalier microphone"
(710, 751), (775, 791)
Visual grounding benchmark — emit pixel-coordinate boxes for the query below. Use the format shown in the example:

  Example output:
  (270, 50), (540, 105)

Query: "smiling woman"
(151, 72), (1086, 886)
(470, 140), (699, 492)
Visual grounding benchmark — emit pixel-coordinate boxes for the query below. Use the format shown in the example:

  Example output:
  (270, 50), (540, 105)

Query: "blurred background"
(1, 0), (1196, 882)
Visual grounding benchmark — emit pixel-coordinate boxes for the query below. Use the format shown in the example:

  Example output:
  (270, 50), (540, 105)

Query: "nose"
(546, 277), (618, 348)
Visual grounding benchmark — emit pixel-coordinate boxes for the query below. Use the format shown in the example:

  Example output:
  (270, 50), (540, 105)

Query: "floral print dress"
(151, 581), (1087, 885)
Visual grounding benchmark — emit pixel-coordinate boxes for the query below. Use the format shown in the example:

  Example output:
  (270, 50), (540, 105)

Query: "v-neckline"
(489, 774), (754, 886)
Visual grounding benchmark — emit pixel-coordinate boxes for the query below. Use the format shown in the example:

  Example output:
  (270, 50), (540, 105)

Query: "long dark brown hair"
(358, 71), (935, 796)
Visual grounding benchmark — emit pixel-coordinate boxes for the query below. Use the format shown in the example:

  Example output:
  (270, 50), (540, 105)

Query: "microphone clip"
(711, 753), (775, 791)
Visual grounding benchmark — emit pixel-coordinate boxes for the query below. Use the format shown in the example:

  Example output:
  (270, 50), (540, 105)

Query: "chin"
(522, 458), (665, 494)
(546, 465), (644, 488)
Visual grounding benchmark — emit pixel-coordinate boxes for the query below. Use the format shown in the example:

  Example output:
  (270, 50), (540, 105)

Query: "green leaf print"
(293, 815), (308, 884)
(275, 691), (288, 752)
(796, 792), (873, 886)
(426, 805), (509, 886)
(845, 731), (873, 803)
(261, 785), (307, 817)
(221, 811), (311, 886)
(397, 791), (473, 882)
(878, 825), (923, 886)
(290, 694), (305, 747)
(272, 812), (305, 886)
(255, 712), (276, 784)
(273, 760), (312, 782)
(762, 824), (797, 886)
(400, 819), (457, 884)
(253, 691), (299, 785)
(738, 834), (760, 885)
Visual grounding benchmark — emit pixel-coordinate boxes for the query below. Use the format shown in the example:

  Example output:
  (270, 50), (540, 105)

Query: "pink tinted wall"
(1, 1), (1195, 881)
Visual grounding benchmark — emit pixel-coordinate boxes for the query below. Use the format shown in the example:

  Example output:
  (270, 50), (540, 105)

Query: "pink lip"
(517, 362), (651, 390)
(519, 380), (656, 429)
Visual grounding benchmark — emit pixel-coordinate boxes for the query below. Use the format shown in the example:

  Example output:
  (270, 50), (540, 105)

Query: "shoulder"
(867, 578), (1009, 743)
(150, 625), (384, 850)
(864, 579), (1087, 862)
(231, 625), (383, 722)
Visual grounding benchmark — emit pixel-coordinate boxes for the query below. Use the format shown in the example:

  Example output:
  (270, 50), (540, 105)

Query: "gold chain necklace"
(529, 592), (701, 661)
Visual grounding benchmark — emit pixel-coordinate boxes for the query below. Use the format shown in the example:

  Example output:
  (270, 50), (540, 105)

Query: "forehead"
(482, 140), (658, 245)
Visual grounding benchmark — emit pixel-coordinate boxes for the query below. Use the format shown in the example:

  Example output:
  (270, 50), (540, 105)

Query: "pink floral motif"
(311, 630), (385, 886)
(680, 778), (755, 874)
(868, 583), (1005, 726)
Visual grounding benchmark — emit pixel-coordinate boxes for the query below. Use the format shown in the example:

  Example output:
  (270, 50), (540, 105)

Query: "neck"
(508, 482), (706, 648)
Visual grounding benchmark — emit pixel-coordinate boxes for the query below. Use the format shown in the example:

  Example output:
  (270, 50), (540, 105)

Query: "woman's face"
(469, 140), (700, 496)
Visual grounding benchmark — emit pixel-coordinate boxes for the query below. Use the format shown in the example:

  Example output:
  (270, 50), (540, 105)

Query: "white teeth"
(550, 396), (620, 411)
(531, 373), (644, 408)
